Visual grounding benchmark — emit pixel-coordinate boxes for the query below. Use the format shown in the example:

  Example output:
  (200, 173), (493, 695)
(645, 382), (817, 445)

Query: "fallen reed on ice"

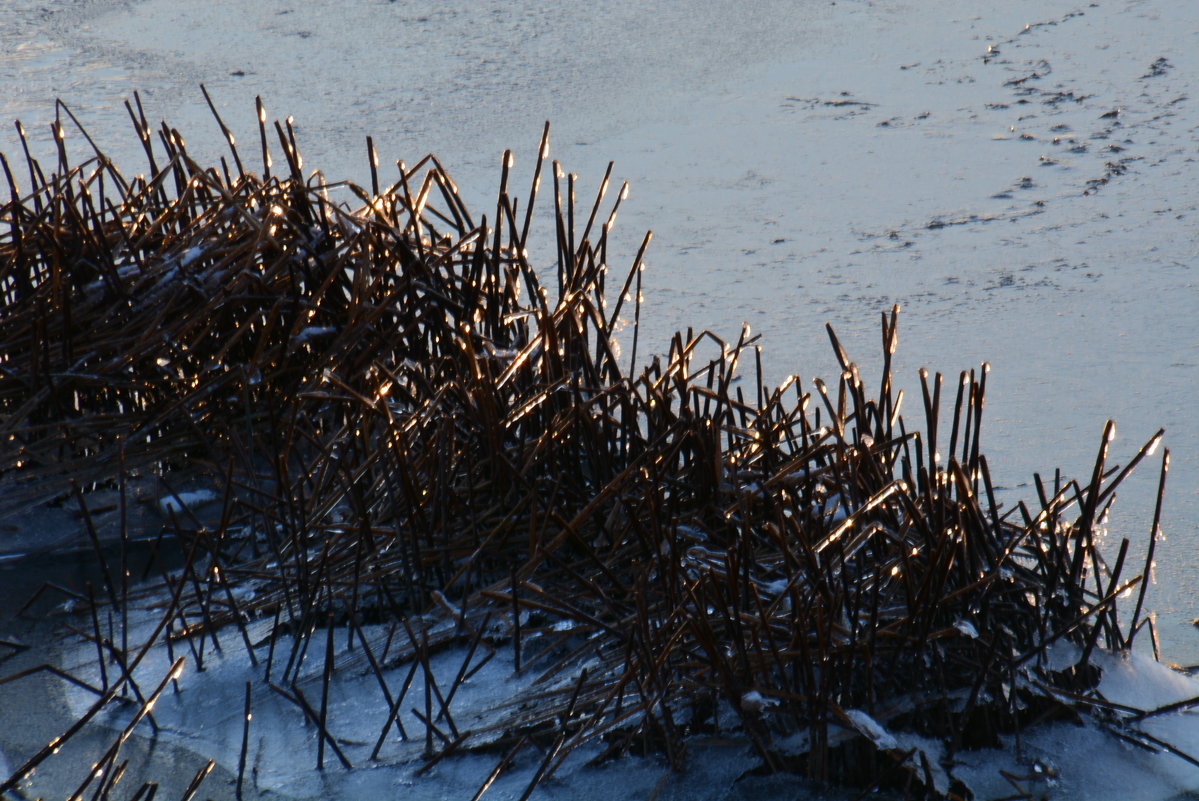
(0, 95), (1179, 800)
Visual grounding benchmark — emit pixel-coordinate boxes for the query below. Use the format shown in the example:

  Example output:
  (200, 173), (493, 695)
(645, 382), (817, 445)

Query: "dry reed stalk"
(0, 95), (1185, 800)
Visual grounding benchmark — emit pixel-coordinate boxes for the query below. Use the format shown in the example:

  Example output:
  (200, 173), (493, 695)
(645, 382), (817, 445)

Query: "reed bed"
(0, 96), (1179, 800)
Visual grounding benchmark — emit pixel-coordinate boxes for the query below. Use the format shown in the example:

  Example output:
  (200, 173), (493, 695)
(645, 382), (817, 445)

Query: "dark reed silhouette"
(0, 93), (1180, 800)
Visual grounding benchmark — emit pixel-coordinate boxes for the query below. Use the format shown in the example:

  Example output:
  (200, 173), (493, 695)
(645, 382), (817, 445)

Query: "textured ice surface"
(55, 600), (805, 800)
(54, 597), (1199, 800)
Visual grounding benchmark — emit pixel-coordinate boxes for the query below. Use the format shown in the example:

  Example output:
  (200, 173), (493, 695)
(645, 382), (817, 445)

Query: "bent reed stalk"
(0, 93), (1179, 800)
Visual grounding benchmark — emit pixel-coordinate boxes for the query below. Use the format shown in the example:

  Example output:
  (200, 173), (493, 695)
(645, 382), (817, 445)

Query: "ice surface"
(54, 598), (792, 800)
(55, 591), (1199, 800)
(945, 649), (1199, 801)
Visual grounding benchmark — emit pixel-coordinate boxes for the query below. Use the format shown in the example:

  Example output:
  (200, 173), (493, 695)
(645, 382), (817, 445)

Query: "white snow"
(843, 708), (898, 751)
(740, 690), (779, 713)
(294, 326), (337, 344)
(179, 246), (204, 268)
(157, 489), (219, 514)
(954, 620), (980, 639)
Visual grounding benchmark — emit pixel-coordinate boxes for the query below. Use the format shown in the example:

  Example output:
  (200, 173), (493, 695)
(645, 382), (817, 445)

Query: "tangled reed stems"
(0, 94), (1177, 800)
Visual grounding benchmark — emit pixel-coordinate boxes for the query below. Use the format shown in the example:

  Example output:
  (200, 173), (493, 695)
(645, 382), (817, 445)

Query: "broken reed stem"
(179, 760), (215, 801)
(237, 680), (252, 800)
(1129, 448), (1169, 647)
(66, 657), (184, 801)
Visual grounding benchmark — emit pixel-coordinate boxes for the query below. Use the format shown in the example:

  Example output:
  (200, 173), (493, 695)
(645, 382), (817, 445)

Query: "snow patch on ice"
(740, 690), (779, 713)
(951, 650), (1199, 801)
(157, 489), (218, 514)
(294, 325), (337, 344)
(843, 708), (898, 750)
(179, 246), (204, 268)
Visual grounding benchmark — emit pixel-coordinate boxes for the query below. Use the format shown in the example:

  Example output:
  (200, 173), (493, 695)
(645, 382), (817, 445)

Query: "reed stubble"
(0, 95), (1179, 800)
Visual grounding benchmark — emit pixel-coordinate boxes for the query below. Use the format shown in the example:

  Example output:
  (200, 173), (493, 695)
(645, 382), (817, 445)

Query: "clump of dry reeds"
(0, 94), (1178, 800)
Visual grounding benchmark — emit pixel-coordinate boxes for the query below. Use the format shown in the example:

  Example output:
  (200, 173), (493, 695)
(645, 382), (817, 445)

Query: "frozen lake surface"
(1, 0), (1197, 798)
